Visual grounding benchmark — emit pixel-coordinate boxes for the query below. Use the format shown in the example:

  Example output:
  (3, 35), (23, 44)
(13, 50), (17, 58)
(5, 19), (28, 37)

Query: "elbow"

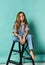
(13, 32), (17, 35)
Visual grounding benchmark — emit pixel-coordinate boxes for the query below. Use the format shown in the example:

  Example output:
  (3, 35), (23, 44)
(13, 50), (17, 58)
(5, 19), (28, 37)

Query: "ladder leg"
(32, 59), (35, 65)
(6, 41), (15, 65)
(19, 42), (22, 65)
(19, 44), (25, 65)
(21, 44), (25, 65)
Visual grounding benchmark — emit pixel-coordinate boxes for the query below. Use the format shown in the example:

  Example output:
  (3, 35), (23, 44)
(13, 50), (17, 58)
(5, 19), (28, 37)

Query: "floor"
(0, 63), (45, 65)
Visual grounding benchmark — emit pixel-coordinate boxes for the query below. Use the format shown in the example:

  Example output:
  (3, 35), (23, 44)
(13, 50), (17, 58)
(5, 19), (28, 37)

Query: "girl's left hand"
(22, 37), (26, 44)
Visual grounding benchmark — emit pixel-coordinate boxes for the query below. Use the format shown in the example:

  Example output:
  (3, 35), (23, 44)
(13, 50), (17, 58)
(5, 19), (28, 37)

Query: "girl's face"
(19, 13), (24, 22)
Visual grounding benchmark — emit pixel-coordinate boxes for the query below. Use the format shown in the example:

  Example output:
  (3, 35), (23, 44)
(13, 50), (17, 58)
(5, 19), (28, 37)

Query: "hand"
(22, 37), (26, 44)
(18, 35), (26, 44)
(19, 36), (23, 44)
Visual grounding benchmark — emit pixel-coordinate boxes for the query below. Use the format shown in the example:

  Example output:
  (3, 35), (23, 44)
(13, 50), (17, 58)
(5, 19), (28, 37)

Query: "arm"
(23, 30), (29, 38)
(13, 32), (24, 44)
(13, 23), (24, 44)
(13, 22), (21, 38)
(23, 24), (30, 38)
(22, 25), (30, 44)
(22, 30), (29, 44)
(13, 32), (21, 39)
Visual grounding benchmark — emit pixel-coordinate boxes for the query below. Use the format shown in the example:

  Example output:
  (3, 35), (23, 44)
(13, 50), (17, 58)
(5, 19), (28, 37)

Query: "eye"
(19, 16), (22, 17)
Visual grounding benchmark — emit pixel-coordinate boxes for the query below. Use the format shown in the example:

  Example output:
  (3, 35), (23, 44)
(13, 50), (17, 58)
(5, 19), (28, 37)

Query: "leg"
(12, 35), (20, 42)
(26, 34), (35, 60)
(30, 50), (35, 60)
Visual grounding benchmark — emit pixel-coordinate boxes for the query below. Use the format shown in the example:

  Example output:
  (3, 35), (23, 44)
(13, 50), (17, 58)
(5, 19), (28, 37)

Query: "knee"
(12, 35), (18, 41)
(26, 34), (32, 40)
(27, 34), (32, 38)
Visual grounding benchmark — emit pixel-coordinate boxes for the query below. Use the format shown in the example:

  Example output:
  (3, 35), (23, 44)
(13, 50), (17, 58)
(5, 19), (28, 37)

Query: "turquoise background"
(0, 0), (45, 63)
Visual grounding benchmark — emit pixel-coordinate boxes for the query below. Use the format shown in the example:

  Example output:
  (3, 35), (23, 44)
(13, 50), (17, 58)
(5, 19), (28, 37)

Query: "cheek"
(20, 17), (23, 20)
(23, 16), (24, 20)
(19, 15), (24, 21)
(21, 16), (24, 20)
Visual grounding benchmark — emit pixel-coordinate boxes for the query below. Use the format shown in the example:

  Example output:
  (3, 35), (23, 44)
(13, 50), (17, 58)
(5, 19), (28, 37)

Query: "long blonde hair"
(13, 11), (28, 30)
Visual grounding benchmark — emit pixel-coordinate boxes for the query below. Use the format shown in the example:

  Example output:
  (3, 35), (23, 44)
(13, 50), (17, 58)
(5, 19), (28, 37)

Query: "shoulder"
(14, 22), (17, 26)
(25, 24), (28, 27)
(13, 22), (17, 29)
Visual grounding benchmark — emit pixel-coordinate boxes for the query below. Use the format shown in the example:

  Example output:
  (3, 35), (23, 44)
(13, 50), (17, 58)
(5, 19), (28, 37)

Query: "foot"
(31, 54), (35, 60)
(30, 50), (35, 60)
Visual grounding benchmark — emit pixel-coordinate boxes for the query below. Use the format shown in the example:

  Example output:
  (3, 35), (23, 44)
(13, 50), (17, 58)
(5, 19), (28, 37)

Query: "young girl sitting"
(13, 11), (35, 60)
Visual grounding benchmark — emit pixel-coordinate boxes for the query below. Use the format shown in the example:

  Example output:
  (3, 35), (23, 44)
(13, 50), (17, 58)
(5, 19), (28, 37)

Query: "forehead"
(19, 13), (24, 16)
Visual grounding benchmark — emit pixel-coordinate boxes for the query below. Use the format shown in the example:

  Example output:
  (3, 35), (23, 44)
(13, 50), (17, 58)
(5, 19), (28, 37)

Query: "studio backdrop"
(0, 0), (45, 63)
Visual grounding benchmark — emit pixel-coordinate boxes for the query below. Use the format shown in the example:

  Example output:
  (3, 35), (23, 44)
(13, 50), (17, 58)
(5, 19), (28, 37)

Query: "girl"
(13, 11), (35, 60)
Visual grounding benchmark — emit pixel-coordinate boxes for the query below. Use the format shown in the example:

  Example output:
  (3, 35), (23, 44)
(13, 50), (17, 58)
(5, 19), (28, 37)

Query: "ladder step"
(9, 60), (19, 64)
(22, 56), (32, 60)
(12, 50), (20, 53)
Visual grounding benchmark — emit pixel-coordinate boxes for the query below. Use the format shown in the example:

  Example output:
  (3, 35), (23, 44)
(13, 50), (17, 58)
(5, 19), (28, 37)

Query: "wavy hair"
(13, 11), (28, 30)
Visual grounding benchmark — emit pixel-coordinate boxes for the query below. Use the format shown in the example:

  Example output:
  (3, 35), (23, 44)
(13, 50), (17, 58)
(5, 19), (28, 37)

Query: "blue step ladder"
(6, 41), (35, 65)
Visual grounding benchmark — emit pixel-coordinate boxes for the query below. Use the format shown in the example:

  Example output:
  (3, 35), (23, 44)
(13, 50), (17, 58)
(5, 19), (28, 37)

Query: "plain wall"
(0, 0), (45, 63)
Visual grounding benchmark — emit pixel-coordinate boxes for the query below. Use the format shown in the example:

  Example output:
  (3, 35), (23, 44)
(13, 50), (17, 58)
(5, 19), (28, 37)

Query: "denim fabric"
(12, 34), (33, 50)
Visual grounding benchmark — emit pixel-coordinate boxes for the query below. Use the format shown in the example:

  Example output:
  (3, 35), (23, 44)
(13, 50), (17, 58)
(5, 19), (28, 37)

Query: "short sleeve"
(13, 23), (17, 33)
(25, 25), (30, 32)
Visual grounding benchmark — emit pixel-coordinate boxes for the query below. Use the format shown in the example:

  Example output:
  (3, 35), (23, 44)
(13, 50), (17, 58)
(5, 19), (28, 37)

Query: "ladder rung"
(12, 49), (20, 53)
(9, 60), (19, 64)
(22, 56), (32, 60)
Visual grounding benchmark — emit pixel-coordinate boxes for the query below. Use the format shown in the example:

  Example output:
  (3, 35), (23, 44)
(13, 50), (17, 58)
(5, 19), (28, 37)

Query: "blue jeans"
(12, 34), (33, 50)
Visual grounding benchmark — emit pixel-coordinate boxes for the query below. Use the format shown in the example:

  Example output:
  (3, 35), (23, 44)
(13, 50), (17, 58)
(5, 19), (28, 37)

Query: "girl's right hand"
(18, 35), (24, 44)
(17, 35), (22, 43)
(19, 36), (23, 44)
